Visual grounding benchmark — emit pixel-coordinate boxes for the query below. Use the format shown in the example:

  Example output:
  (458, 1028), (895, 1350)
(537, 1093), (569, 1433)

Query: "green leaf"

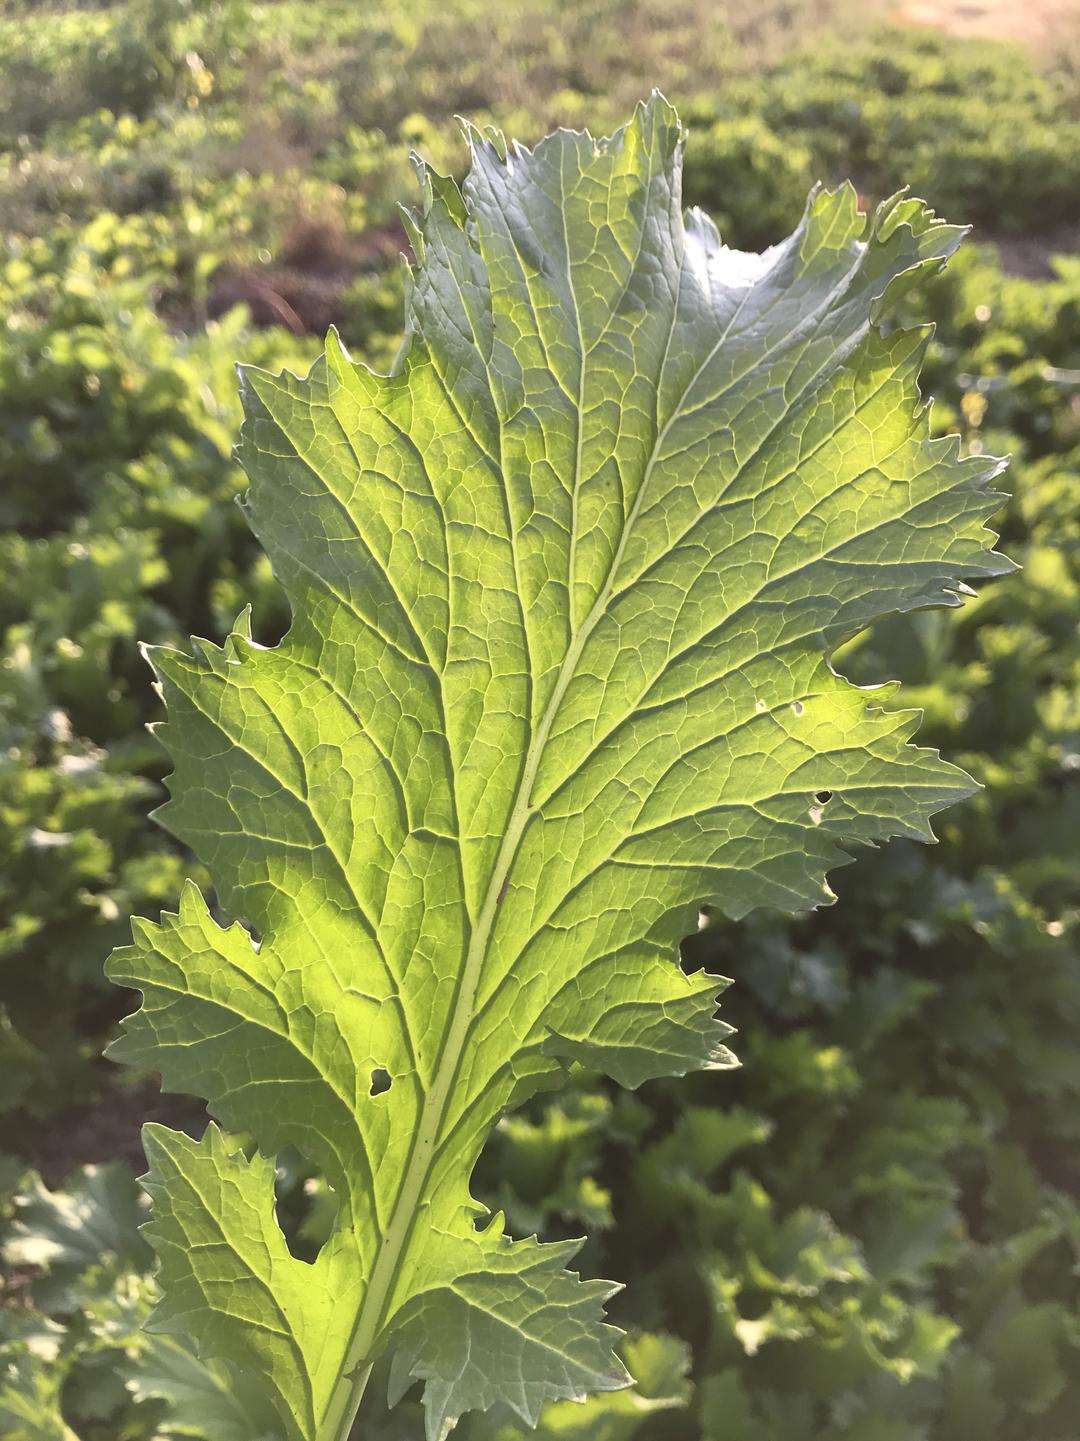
(105, 95), (1009, 1441)
(126, 1332), (281, 1441)
(1, 1164), (270, 1440)
(3, 1164), (151, 1313)
(0, 1313), (77, 1441)
(469, 1331), (692, 1440)
(985, 1301), (1075, 1415)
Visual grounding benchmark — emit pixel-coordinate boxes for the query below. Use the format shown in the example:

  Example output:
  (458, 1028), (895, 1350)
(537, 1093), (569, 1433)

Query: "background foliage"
(0, 2), (1077, 1438)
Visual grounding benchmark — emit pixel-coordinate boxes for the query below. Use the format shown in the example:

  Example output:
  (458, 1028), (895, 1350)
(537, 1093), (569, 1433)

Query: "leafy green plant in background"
(1, 6), (1078, 1440)
(0, 238), (316, 1140)
(0, 1160), (691, 1441)
(103, 96), (1008, 1441)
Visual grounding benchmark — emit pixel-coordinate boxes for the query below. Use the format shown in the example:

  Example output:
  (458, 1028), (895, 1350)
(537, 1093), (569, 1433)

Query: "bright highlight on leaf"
(105, 93), (1011, 1441)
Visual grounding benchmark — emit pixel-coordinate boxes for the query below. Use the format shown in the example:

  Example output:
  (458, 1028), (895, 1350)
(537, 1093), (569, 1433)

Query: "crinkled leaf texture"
(106, 94), (1010, 1441)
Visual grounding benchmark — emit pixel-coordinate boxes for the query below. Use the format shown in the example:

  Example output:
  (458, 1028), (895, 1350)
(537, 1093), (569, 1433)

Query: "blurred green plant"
(0, 1162), (690, 1441)
(0, 4), (1077, 1438)
(680, 114), (812, 249)
(0, 227), (317, 1148)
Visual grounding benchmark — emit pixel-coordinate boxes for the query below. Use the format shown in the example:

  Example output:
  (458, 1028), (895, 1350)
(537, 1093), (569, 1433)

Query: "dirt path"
(893, 0), (1079, 50)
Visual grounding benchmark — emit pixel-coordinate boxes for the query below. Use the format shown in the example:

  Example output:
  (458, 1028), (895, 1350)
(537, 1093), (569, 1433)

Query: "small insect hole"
(370, 1067), (392, 1097)
(815, 790), (833, 804)
(274, 1150), (338, 1263)
(791, 700), (805, 716)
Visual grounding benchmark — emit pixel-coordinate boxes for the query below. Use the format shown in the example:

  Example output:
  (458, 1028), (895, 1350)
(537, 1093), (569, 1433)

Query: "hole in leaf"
(815, 791), (833, 804)
(274, 1148), (339, 1262)
(370, 1067), (392, 1096)
(791, 700), (805, 716)
(680, 905), (725, 974)
(471, 1092), (613, 1244)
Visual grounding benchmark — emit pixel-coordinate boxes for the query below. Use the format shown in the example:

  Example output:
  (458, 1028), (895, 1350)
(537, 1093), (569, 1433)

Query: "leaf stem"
(323, 1361), (373, 1441)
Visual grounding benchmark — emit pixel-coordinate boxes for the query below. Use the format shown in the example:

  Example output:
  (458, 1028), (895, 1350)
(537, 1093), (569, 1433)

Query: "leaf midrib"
(318, 192), (876, 1441)
(321, 310), (702, 1437)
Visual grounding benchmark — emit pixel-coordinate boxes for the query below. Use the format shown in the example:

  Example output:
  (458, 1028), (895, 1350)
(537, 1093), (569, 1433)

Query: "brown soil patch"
(893, 0), (1080, 51)
(27, 1076), (206, 1188)
(205, 219), (410, 337)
